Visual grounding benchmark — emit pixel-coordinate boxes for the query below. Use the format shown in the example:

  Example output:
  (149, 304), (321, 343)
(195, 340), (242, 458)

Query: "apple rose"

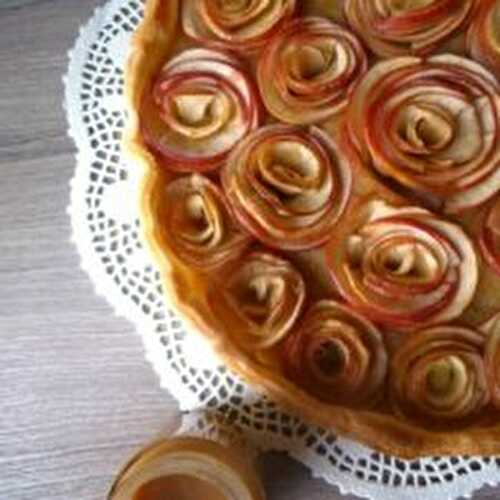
(158, 175), (252, 270)
(141, 48), (260, 173)
(481, 312), (500, 409)
(209, 251), (305, 350)
(344, 0), (476, 58)
(283, 300), (387, 408)
(347, 54), (500, 213)
(479, 197), (500, 275)
(325, 200), (478, 331)
(182, 0), (296, 52)
(257, 17), (368, 124)
(391, 325), (489, 426)
(467, 0), (500, 75)
(222, 125), (352, 250)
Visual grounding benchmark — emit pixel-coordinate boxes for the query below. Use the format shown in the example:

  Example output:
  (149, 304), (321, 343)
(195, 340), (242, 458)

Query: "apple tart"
(125, 0), (500, 458)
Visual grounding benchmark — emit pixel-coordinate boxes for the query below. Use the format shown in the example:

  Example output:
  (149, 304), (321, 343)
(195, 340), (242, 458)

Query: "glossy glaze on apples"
(125, 0), (500, 457)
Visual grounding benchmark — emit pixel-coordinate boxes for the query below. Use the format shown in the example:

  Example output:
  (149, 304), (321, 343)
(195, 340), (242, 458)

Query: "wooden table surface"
(0, 1), (498, 499)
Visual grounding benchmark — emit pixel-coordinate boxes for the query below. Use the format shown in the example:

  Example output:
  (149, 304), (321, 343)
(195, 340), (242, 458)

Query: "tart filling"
(480, 197), (500, 275)
(325, 200), (478, 330)
(182, 0), (296, 52)
(222, 124), (352, 250)
(126, 0), (500, 457)
(346, 54), (500, 213)
(257, 16), (367, 124)
(467, 0), (500, 75)
(283, 300), (387, 408)
(482, 312), (500, 409)
(391, 325), (489, 427)
(142, 48), (261, 172)
(345, 0), (476, 58)
(208, 251), (306, 350)
(158, 174), (252, 270)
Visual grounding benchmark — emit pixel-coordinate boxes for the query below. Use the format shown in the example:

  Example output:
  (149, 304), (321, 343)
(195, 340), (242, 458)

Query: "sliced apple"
(208, 251), (305, 350)
(467, 0), (500, 76)
(480, 311), (500, 409)
(141, 48), (261, 172)
(257, 16), (368, 124)
(344, 0), (475, 58)
(346, 54), (500, 213)
(390, 325), (489, 427)
(325, 200), (478, 331)
(182, 0), (296, 52)
(479, 197), (500, 276)
(158, 174), (252, 270)
(283, 300), (387, 408)
(221, 124), (352, 250)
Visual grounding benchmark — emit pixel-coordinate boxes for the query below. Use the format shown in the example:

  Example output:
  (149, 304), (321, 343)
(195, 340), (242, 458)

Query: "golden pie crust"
(124, 0), (500, 458)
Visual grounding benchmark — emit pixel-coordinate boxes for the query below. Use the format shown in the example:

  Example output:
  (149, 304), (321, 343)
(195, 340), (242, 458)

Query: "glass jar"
(108, 420), (265, 500)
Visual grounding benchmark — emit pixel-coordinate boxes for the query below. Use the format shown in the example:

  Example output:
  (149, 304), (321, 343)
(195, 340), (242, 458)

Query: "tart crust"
(124, 0), (500, 458)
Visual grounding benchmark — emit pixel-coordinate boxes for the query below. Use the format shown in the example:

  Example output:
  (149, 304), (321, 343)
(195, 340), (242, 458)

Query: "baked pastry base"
(124, 0), (500, 458)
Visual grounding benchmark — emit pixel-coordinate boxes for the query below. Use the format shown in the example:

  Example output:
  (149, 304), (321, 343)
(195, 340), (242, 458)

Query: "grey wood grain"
(0, 2), (498, 499)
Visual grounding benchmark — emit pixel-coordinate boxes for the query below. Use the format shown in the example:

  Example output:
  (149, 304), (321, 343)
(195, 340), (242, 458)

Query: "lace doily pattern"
(65, 1), (500, 499)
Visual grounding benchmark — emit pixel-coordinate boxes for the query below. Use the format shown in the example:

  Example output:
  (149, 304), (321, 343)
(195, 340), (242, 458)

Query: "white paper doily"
(64, 2), (500, 499)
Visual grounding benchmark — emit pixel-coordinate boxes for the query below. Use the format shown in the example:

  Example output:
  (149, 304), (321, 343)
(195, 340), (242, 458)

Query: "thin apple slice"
(467, 0), (500, 76)
(141, 48), (261, 172)
(257, 16), (367, 124)
(480, 311), (500, 409)
(346, 54), (500, 213)
(391, 325), (489, 428)
(182, 0), (296, 52)
(344, 0), (476, 58)
(283, 300), (387, 408)
(222, 124), (352, 250)
(479, 197), (500, 275)
(208, 251), (305, 350)
(325, 200), (478, 331)
(157, 174), (252, 270)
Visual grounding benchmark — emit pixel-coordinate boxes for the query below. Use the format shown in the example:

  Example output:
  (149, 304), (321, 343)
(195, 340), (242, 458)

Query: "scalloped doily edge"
(63, 2), (200, 410)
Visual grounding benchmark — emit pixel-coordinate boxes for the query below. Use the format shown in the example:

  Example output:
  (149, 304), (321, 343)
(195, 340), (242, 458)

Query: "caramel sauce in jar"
(134, 474), (227, 500)
(109, 437), (265, 500)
